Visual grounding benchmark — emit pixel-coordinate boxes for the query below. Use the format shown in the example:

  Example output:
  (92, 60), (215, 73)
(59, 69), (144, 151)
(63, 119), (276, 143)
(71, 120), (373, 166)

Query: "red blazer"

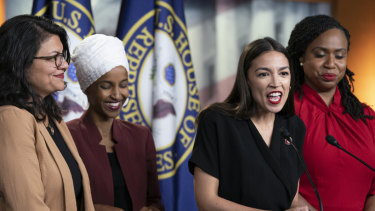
(67, 112), (164, 211)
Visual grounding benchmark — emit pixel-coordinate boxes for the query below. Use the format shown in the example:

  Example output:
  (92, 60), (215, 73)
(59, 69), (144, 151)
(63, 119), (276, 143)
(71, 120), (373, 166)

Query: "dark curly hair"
(286, 14), (373, 123)
(196, 37), (294, 125)
(0, 15), (70, 122)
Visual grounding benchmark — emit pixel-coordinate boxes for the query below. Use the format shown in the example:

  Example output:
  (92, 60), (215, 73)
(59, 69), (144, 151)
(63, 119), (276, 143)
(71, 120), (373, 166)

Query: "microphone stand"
(326, 135), (375, 172)
(339, 148), (375, 172)
(288, 141), (323, 211)
(281, 128), (323, 211)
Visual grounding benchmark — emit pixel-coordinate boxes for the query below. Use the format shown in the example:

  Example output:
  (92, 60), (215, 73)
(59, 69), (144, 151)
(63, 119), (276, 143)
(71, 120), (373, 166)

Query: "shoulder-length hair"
(196, 37), (294, 125)
(0, 15), (70, 122)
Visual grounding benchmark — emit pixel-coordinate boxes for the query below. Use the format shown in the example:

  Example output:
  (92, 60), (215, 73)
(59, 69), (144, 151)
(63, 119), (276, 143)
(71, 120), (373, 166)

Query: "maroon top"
(295, 84), (375, 210)
(67, 112), (164, 211)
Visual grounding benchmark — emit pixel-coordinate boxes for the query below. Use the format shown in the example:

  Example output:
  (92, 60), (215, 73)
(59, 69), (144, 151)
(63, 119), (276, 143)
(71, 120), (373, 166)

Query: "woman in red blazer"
(67, 34), (164, 211)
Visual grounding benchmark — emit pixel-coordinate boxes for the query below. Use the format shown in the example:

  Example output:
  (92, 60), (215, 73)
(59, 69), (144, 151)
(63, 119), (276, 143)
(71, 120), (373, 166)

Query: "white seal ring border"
(120, 1), (199, 179)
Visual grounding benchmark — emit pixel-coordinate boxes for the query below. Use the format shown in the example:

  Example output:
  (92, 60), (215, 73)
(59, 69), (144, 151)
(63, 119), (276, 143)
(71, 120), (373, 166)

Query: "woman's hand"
(94, 204), (124, 211)
(290, 182), (315, 211)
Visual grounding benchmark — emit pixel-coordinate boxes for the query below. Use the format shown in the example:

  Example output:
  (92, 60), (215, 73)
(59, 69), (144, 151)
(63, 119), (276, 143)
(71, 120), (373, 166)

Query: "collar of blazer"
(38, 120), (78, 210)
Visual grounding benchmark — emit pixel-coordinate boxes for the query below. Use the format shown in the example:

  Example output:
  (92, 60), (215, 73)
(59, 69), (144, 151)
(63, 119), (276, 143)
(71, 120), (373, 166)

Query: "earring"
(300, 62), (303, 66)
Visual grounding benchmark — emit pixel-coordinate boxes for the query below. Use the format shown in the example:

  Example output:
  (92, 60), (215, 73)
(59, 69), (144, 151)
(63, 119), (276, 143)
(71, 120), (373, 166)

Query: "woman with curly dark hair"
(0, 15), (94, 211)
(287, 15), (375, 210)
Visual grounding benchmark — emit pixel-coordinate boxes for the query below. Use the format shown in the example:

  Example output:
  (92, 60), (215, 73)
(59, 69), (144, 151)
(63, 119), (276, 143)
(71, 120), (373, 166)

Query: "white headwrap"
(72, 34), (129, 92)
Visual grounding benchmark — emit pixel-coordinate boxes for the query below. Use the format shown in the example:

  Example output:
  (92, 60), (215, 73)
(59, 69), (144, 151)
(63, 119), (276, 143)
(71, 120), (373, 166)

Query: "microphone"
(325, 135), (342, 148)
(280, 127), (323, 211)
(325, 135), (375, 172)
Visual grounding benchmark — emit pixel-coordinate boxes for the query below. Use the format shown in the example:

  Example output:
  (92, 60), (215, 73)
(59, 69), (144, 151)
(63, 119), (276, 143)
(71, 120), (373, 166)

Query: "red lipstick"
(105, 101), (121, 111)
(267, 91), (282, 104)
(55, 73), (64, 79)
(322, 73), (337, 81)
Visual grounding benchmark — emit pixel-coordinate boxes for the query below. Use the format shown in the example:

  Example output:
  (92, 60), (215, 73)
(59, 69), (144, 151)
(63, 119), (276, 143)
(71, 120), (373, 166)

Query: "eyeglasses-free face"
(86, 66), (129, 121)
(246, 51), (291, 115)
(27, 34), (69, 98)
(300, 28), (347, 96)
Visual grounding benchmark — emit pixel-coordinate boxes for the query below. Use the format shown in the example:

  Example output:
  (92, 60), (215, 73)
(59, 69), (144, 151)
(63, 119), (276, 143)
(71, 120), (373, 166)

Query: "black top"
(107, 152), (132, 211)
(188, 109), (306, 210)
(46, 119), (83, 202)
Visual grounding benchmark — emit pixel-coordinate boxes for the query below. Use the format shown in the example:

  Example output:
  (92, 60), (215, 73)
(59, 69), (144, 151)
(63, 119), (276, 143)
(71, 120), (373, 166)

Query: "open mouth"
(104, 101), (121, 111)
(267, 91), (282, 104)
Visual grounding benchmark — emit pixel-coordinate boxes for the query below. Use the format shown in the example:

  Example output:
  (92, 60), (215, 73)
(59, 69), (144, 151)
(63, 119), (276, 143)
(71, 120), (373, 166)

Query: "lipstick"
(267, 91), (282, 104)
(54, 73), (64, 79)
(105, 101), (121, 111)
(322, 73), (336, 81)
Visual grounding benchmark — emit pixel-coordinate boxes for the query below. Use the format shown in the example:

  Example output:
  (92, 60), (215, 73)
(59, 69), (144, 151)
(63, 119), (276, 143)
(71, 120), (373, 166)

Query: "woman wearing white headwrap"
(67, 34), (164, 211)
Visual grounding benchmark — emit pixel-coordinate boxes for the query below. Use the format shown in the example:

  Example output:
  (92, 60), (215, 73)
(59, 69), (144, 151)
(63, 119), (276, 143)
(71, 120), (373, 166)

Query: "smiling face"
(27, 34), (68, 98)
(247, 51), (291, 115)
(86, 66), (129, 121)
(300, 28), (348, 94)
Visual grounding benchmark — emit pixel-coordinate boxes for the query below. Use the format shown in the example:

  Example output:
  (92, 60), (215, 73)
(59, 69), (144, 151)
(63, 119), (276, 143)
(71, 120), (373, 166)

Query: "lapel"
(80, 113), (108, 154)
(38, 120), (77, 211)
(80, 113), (115, 204)
(112, 120), (135, 196)
(248, 115), (293, 200)
(54, 119), (95, 210)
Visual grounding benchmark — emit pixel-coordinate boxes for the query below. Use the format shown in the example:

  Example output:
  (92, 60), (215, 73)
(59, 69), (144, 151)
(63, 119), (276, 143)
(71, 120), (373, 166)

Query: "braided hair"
(286, 15), (373, 123)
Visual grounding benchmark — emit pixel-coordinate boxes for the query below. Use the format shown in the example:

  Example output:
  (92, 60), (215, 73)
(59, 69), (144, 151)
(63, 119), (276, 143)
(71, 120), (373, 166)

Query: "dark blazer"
(67, 112), (164, 211)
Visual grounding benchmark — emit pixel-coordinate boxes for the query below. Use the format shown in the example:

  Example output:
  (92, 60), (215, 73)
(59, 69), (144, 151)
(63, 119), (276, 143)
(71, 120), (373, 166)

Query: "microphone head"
(280, 127), (293, 145)
(280, 127), (291, 138)
(326, 135), (339, 147)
